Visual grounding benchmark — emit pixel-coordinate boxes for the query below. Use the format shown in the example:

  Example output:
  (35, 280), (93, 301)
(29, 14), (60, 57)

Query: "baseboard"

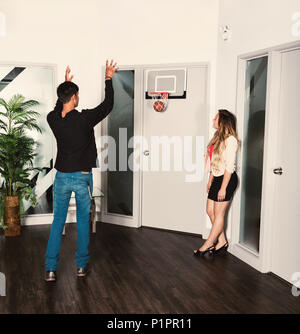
(21, 212), (102, 226)
(141, 225), (203, 239)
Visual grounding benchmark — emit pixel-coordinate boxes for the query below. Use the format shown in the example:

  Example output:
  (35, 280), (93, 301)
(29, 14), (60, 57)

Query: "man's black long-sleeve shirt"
(47, 79), (114, 172)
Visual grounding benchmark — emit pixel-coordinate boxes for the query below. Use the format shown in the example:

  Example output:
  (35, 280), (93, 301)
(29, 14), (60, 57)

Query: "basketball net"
(149, 92), (169, 112)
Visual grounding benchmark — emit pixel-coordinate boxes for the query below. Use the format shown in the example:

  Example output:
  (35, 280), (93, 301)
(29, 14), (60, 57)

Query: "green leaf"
(0, 98), (9, 111)
(0, 94), (42, 209)
(21, 100), (39, 111)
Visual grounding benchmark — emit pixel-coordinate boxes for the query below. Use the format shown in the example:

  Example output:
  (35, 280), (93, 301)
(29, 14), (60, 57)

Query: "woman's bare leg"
(193, 199), (227, 254)
(206, 199), (227, 246)
(206, 199), (215, 224)
(199, 200), (230, 251)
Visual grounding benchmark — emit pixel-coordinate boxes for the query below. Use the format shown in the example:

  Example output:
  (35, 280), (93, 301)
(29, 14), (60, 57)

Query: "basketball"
(153, 100), (166, 112)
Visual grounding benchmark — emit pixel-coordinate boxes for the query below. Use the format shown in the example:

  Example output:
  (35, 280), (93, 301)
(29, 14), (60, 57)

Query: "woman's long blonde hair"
(207, 109), (241, 172)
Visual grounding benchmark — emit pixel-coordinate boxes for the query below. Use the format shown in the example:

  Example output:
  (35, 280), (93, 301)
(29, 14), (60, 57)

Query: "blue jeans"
(45, 170), (93, 271)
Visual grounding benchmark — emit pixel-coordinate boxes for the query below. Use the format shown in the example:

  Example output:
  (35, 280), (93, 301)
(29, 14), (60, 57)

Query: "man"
(45, 60), (119, 282)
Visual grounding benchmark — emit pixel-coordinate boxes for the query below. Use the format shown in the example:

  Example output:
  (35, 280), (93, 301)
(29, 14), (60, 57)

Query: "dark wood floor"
(0, 222), (299, 314)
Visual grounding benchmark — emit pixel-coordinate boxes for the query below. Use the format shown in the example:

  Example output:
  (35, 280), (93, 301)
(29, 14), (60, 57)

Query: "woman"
(194, 109), (240, 256)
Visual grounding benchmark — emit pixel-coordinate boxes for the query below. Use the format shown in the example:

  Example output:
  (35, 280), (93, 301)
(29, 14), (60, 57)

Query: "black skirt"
(208, 171), (238, 202)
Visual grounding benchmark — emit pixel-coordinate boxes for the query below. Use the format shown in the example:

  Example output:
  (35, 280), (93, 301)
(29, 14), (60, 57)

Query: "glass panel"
(107, 70), (134, 216)
(0, 65), (54, 215)
(239, 56), (268, 253)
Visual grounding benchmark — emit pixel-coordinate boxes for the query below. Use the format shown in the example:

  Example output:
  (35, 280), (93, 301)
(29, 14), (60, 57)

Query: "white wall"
(0, 0), (220, 226)
(216, 0), (300, 110)
(0, 0), (220, 112)
(214, 0), (300, 240)
(2, 0), (299, 235)
(2, 0), (299, 237)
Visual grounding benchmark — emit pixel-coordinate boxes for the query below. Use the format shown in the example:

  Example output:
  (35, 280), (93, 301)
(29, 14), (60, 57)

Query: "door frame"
(100, 65), (143, 228)
(139, 62), (210, 236)
(231, 40), (300, 273)
(100, 62), (211, 232)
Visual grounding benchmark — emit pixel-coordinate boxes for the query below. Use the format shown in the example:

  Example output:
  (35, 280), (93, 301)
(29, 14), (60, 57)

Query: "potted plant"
(0, 94), (42, 236)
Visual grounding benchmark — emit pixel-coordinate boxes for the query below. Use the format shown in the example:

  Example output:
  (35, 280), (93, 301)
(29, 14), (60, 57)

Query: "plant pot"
(0, 227), (4, 238)
(4, 196), (21, 237)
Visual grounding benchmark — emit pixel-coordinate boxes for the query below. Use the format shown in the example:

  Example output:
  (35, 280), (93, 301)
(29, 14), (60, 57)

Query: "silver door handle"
(143, 150), (150, 156)
(273, 167), (283, 175)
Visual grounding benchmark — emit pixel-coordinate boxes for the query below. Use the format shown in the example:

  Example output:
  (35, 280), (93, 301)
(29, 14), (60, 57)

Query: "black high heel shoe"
(214, 242), (229, 254)
(193, 245), (215, 256)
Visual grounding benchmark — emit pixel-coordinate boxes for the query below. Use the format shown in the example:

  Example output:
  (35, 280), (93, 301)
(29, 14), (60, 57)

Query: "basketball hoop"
(149, 92), (169, 112)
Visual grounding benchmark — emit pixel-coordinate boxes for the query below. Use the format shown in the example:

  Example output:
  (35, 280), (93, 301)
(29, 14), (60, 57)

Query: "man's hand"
(65, 66), (74, 82)
(105, 60), (119, 80)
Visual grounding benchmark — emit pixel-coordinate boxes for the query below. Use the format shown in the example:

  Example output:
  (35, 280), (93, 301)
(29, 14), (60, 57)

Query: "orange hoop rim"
(149, 92), (169, 100)
(149, 91), (169, 96)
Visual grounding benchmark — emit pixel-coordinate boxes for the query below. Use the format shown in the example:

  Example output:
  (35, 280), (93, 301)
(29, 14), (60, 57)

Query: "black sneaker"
(77, 267), (88, 277)
(45, 271), (57, 282)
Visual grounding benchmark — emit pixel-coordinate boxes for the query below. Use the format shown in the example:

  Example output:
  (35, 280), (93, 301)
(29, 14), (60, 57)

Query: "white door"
(271, 49), (300, 284)
(141, 65), (208, 234)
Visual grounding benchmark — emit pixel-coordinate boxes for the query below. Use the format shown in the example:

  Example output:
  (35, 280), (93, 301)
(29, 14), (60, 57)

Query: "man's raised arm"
(82, 60), (119, 127)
